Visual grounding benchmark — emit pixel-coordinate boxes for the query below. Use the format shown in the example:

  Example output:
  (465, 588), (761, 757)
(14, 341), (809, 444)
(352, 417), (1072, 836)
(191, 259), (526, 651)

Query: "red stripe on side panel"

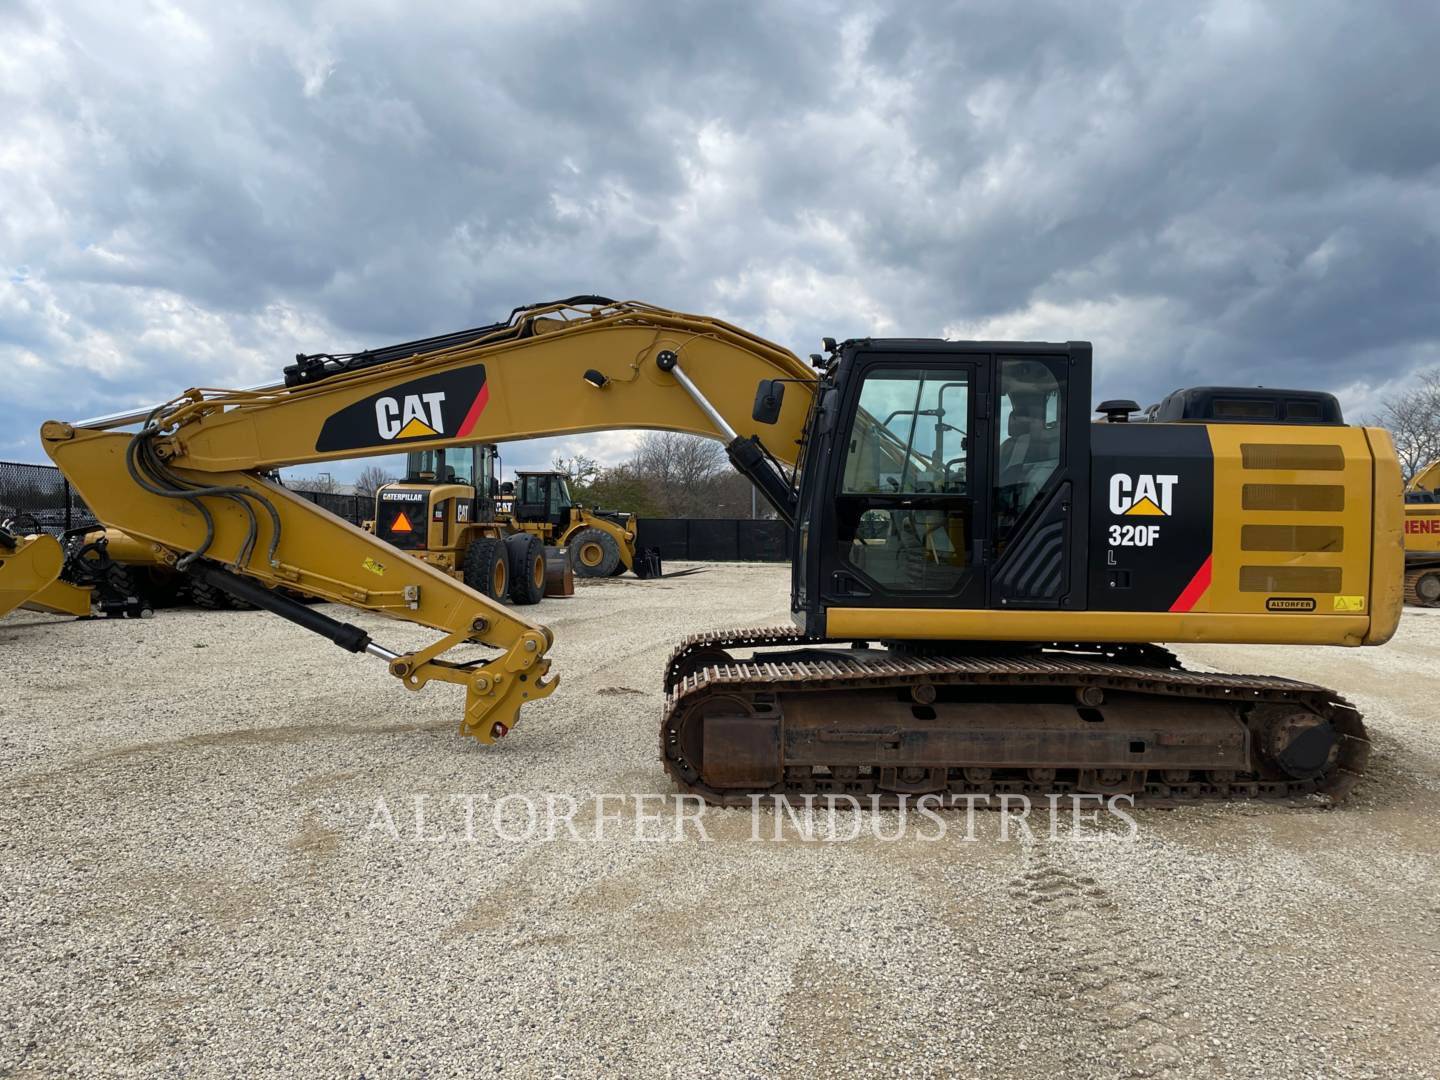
(1169, 555), (1213, 613)
(456, 383), (490, 438)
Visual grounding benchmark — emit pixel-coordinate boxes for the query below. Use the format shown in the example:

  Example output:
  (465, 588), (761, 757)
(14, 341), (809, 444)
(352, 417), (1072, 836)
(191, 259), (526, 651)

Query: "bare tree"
(1369, 369), (1440, 483)
(354, 464), (396, 498)
(288, 473), (340, 494)
(552, 453), (602, 488)
(629, 432), (728, 515)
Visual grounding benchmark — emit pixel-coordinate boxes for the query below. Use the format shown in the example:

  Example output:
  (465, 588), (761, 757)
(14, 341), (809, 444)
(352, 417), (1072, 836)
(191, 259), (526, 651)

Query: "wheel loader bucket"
(0, 533), (92, 618)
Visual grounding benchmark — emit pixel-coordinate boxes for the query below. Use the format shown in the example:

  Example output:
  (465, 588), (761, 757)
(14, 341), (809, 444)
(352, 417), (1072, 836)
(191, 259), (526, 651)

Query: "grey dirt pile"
(2, 562), (1438, 1079)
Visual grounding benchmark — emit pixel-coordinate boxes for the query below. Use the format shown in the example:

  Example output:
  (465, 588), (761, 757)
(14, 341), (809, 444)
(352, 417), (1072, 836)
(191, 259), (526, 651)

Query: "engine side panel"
(1087, 424), (1214, 612)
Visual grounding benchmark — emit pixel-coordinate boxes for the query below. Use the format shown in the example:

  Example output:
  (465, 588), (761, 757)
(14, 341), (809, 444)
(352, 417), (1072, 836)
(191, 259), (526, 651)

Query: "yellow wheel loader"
(1403, 459), (1440, 606)
(366, 446), (652, 606)
(39, 296), (1402, 804)
(503, 467), (646, 580)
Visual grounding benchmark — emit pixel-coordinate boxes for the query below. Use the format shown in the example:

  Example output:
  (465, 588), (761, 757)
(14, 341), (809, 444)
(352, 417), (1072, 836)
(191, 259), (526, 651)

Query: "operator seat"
(997, 398), (1059, 516)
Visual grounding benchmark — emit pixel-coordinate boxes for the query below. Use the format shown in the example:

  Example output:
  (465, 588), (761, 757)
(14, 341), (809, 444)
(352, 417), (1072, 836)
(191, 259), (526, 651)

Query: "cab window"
(837, 366), (974, 593)
(550, 478), (570, 517)
(842, 369), (970, 495)
(407, 448), (475, 486)
(994, 358), (1064, 545)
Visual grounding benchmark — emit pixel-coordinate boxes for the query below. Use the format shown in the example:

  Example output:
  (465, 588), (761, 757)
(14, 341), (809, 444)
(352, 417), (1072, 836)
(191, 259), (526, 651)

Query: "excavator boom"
(42, 299), (817, 741)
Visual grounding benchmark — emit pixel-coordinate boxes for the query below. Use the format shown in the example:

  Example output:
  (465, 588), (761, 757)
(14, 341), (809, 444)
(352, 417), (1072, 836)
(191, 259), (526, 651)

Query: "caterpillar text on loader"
(1403, 459), (1440, 606)
(368, 444), (650, 606)
(41, 298), (1402, 805)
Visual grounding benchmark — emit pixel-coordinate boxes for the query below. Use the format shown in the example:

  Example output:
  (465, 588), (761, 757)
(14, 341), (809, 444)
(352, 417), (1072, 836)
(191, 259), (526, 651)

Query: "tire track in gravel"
(1009, 844), (1200, 1079)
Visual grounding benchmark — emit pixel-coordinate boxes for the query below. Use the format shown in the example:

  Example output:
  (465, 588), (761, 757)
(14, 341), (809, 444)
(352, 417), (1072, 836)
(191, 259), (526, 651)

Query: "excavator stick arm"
(41, 427), (555, 740)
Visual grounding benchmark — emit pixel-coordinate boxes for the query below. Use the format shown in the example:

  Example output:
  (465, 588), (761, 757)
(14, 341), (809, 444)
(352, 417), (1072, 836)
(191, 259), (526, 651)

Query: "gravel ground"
(2, 562), (1438, 1079)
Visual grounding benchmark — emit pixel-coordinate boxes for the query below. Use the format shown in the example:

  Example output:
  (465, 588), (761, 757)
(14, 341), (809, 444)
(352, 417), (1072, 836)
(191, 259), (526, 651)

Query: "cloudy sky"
(4, 0), (1439, 483)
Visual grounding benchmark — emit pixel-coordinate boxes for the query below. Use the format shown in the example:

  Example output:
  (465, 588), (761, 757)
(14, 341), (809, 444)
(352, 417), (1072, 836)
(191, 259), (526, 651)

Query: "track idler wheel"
(1405, 568), (1440, 607)
(1254, 705), (1338, 781)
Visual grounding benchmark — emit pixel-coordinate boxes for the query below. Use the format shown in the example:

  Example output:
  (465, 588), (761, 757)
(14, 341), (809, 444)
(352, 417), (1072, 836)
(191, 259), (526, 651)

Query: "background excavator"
(1403, 459), (1440, 606)
(32, 297), (1402, 804)
(0, 520), (185, 619)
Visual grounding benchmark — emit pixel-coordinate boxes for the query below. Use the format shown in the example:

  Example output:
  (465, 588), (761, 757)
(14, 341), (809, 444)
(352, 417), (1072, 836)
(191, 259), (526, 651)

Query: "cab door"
(815, 352), (992, 611)
(986, 351), (1089, 610)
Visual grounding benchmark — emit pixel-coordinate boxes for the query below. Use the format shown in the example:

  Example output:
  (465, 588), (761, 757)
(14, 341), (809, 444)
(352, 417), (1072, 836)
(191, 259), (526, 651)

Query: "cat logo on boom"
(376, 392), (447, 441)
(1109, 473), (1179, 517)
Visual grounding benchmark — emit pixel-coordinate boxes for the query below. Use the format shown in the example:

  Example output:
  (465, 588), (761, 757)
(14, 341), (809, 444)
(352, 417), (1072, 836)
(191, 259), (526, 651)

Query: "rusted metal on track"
(659, 628), (1368, 808)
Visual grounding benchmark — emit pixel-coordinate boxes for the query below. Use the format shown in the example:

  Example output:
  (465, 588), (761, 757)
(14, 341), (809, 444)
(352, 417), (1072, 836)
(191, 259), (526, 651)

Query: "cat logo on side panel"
(1108, 473), (1178, 517)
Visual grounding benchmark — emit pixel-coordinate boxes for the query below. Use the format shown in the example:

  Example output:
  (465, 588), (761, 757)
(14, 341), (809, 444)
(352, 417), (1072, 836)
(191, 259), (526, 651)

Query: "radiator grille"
(1242, 484), (1345, 512)
(1240, 524), (1344, 552)
(1241, 443), (1345, 471)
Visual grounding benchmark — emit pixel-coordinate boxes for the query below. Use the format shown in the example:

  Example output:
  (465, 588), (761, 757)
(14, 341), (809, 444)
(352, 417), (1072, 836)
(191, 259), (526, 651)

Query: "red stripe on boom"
(456, 383), (490, 438)
(1169, 555), (1213, 613)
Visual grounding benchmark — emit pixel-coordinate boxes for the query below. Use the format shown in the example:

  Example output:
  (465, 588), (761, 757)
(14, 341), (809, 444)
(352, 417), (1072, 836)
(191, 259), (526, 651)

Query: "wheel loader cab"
(512, 471), (573, 529)
(792, 341), (1091, 633)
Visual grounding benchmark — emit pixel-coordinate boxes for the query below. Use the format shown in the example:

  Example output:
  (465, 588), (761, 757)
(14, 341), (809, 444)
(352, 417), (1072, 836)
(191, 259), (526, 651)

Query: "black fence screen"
(292, 489), (371, 525)
(635, 518), (790, 563)
(1, 460), (374, 532)
(0, 460), (97, 534)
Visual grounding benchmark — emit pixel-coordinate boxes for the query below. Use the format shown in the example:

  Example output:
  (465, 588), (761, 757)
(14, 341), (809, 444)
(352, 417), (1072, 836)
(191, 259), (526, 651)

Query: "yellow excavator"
(0, 515), (257, 619)
(1403, 459), (1440, 606)
(31, 297), (1401, 804)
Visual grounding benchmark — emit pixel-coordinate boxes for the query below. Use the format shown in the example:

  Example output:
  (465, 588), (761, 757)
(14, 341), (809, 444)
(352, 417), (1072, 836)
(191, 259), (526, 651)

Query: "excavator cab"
(790, 342), (1089, 632)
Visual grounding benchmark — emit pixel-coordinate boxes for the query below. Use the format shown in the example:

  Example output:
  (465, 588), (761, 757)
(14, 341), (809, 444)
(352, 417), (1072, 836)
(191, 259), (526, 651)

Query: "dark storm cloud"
(3, 0), (1439, 472)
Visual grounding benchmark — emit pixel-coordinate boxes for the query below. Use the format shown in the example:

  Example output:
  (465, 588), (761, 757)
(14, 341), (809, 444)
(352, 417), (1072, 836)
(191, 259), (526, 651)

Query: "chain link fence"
(0, 460), (98, 534)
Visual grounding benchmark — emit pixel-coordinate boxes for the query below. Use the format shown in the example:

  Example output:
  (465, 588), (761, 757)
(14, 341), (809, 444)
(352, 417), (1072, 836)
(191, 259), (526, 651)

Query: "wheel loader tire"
(505, 533), (546, 606)
(607, 559), (628, 577)
(569, 527), (620, 578)
(463, 537), (509, 602)
(101, 563), (152, 619)
(186, 579), (231, 610)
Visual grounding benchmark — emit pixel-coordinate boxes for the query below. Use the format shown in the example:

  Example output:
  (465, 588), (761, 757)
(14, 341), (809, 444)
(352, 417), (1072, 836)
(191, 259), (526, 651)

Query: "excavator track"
(663, 626), (1185, 694)
(660, 629), (1368, 808)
